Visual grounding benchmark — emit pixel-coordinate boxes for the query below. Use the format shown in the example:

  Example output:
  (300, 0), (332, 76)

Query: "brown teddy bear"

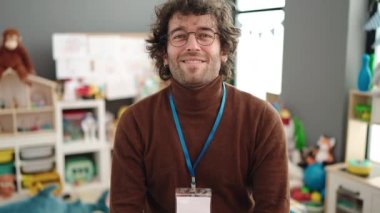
(0, 28), (36, 82)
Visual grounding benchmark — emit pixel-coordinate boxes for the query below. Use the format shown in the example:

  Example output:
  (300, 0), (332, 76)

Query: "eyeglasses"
(168, 30), (219, 47)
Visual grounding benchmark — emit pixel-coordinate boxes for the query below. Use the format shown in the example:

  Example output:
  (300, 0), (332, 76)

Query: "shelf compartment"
(348, 90), (372, 122)
(336, 186), (363, 213)
(15, 111), (54, 133)
(62, 109), (98, 142)
(29, 82), (55, 108)
(0, 113), (16, 135)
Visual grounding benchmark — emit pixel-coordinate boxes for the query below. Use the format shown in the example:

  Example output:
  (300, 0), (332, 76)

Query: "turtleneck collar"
(169, 76), (223, 112)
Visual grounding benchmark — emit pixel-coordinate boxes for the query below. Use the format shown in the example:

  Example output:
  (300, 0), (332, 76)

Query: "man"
(110, 0), (289, 212)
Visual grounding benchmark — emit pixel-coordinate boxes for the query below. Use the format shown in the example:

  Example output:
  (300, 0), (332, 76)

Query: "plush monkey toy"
(0, 28), (36, 82)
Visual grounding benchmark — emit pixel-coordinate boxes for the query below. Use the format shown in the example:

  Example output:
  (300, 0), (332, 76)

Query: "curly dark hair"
(146, 0), (241, 81)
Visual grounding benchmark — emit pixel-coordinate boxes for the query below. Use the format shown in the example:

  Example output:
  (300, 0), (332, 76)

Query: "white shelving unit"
(55, 100), (111, 194)
(326, 163), (380, 213)
(0, 70), (59, 199)
(345, 90), (372, 162)
(345, 89), (380, 164)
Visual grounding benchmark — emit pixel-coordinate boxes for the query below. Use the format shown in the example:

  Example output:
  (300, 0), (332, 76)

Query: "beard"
(168, 52), (221, 87)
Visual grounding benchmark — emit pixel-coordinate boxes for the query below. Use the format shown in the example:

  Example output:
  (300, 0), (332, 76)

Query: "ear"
(163, 54), (168, 66)
(221, 50), (228, 63)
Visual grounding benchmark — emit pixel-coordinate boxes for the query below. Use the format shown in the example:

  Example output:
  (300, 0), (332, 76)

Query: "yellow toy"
(310, 191), (322, 203)
(347, 159), (372, 176)
(22, 171), (62, 195)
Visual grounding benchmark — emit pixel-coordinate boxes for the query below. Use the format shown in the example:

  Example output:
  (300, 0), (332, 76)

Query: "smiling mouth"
(181, 59), (205, 64)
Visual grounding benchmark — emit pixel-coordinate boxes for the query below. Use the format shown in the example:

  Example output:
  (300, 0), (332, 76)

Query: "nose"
(185, 33), (200, 51)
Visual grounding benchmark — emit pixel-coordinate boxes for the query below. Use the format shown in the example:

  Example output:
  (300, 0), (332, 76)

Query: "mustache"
(179, 52), (205, 59)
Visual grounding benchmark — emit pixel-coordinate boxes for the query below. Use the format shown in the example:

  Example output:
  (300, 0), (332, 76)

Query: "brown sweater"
(110, 76), (289, 213)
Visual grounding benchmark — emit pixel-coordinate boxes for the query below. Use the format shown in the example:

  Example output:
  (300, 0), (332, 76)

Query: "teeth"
(182, 60), (203, 63)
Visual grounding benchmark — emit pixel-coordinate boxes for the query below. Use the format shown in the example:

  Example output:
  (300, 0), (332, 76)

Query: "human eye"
(171, 32), (187, 41)
(196, 32), (214, 41)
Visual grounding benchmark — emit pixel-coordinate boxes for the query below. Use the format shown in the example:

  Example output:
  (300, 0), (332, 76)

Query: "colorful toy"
(290, 187), (311, 202)
(305, 135), (335, 165)
(81, 112), (97, 141)
(315, 135), (335, 164)
(293, 117), (306, 152)
(357, 54), (372, 92)
(0, 28), (36, 83)
(0, 174), (15, 198)
(0, 184), (109, 213)
(65, 155), (96, 185)
(310, 191), (322, 203)
(303, 163), (326, 191)
(354, 104), (371, 121)
(76, 83), (104, 100)
(347, 159), (372, 176)
(63, 110), (86, 141)
(22, 171), (62, 196)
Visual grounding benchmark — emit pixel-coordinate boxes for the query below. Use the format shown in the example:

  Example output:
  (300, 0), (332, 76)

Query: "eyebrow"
(168, 26), (216, 35)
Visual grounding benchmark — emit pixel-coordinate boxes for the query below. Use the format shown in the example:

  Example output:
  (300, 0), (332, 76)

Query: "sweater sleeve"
(110, 109), (146, 213)
(250, 103), (290, 213)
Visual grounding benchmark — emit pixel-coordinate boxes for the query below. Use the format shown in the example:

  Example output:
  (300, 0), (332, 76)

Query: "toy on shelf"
(81, 112), (97, 141)
(65, 155), (96, 185)
(22, 171), (62, 196)
(0, 28), (35, 83)
(0, 184), (109, 213)
(346, 159), (372, 177)
(75, 82), (104, 100)
(0, 174), (15, 198)
(61, 78), (104, 101)
(357, 54), (372, 92)
(0, 149), (15, 198)
(63, 110), (87, 142)
(354, 104), (371, 121)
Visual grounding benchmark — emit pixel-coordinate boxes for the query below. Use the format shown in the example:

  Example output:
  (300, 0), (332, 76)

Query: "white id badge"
(175, 187), (212, 213)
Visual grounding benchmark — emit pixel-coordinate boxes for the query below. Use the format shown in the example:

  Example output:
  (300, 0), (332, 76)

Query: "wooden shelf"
(0, 109), (15, 115)
(0, 131), (56, 147)
(15, 106), (54, 113)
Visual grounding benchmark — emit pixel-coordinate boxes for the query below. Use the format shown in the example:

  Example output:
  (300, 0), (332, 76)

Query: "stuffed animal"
(0, 185), (109, 213)
(315, 135), (335, 164)
(0, 28), (35, 82)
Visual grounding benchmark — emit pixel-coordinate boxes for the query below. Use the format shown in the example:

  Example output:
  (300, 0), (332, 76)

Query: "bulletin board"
(52, 33), (157, 101)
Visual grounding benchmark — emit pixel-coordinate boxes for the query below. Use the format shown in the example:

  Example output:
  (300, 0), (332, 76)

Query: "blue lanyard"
(169, 82), (226, 189)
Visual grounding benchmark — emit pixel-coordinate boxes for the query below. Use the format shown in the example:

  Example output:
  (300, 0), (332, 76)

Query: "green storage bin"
(0, 162), (14, 175)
